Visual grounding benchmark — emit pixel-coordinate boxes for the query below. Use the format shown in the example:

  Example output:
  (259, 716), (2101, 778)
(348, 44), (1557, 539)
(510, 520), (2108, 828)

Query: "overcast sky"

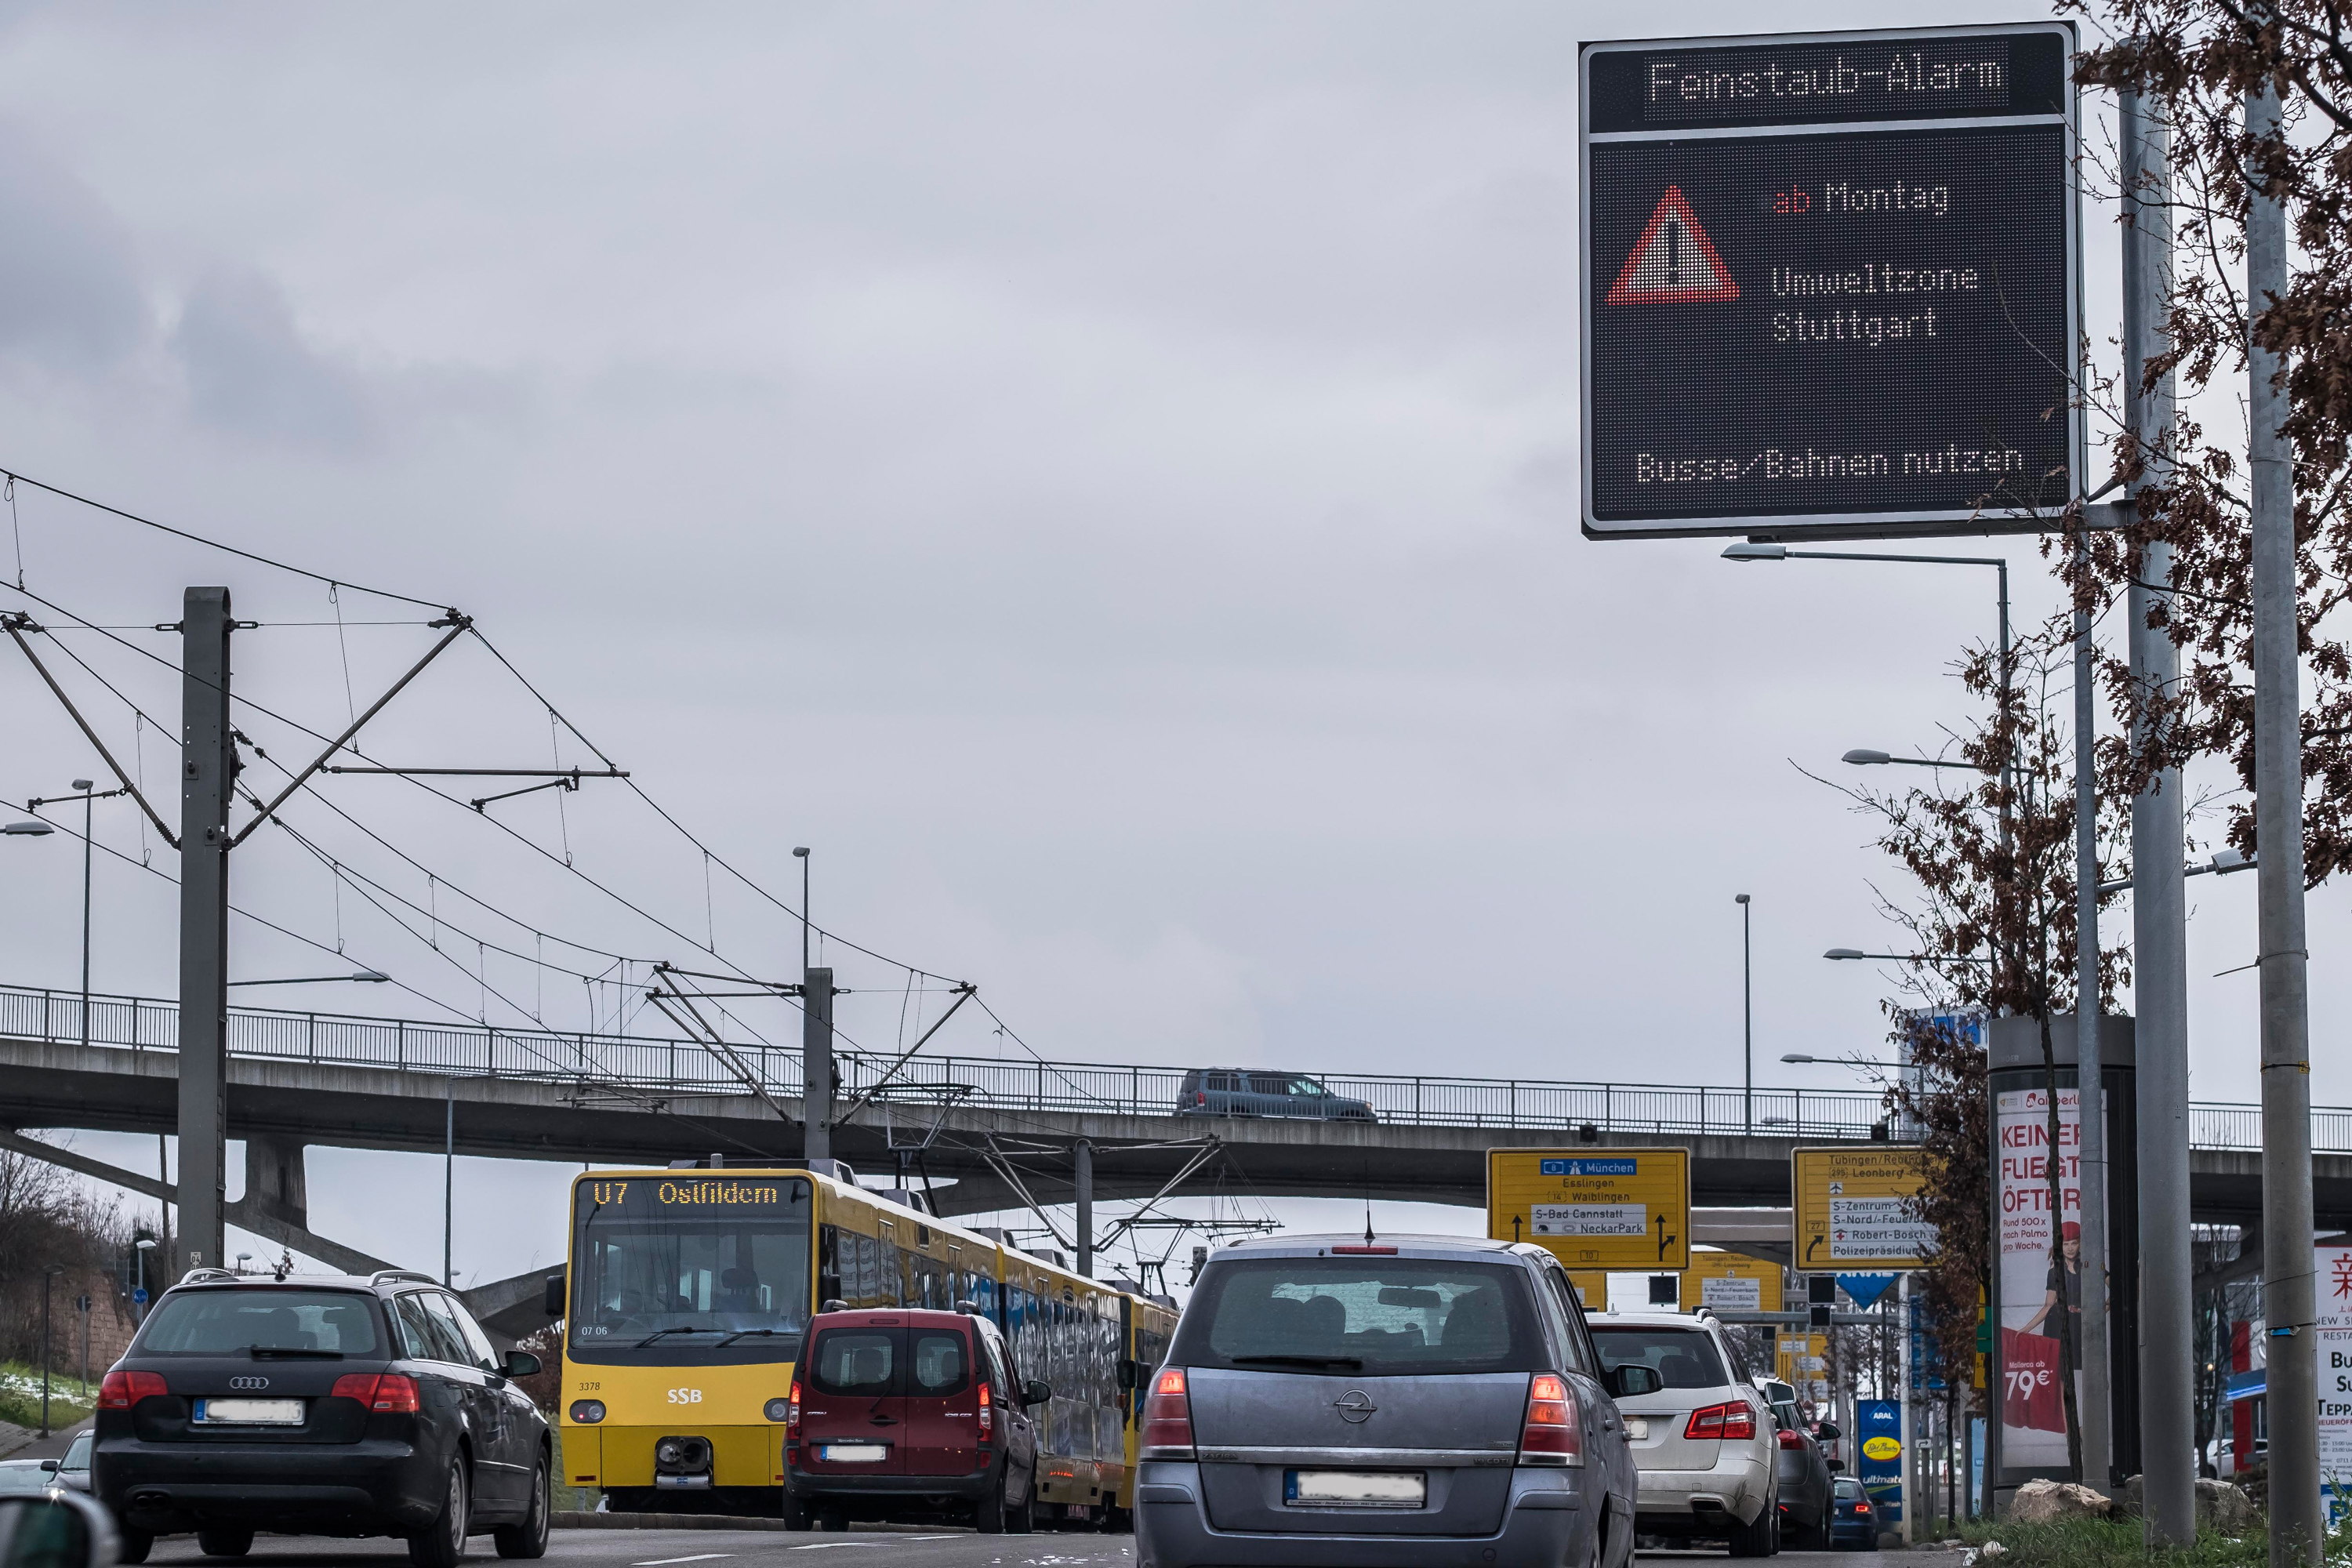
(0, 1), (2321, 1289)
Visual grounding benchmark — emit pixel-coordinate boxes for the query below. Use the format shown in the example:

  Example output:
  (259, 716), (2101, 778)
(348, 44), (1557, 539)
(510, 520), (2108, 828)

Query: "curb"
(555, 1515), (797, 1532)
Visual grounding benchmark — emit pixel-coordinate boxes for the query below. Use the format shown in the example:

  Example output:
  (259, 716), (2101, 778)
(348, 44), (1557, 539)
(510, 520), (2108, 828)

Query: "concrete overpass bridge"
(6, 982), (2349, 1269)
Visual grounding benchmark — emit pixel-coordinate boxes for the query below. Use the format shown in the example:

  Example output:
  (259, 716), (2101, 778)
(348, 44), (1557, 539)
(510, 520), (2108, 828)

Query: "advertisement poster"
(1995, 1085), (2082, 1469)
(2316, 1243), (2352, 1523)
(1856, 1398), (1902, 1523)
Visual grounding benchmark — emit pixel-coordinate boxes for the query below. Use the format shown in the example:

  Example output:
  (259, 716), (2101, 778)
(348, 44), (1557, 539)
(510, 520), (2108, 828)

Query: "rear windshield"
(1835, 1477), (1867, 1500)
(1589, 1326), (1727, 1391)
(1172, 1255), (1544, 1377)
(807, 1326), (969, 1396)
(140, 1290), (383, 1356)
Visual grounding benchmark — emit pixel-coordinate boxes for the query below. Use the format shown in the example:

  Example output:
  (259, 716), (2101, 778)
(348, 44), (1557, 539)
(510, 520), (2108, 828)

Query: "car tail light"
(1685, 1401), (1758, 1441)
(1330, 1244), (1396, 1254)
(1855, 1501), (1873, 1515)
(1777, 1428), (1807, 1450)
(97, 1370), (166, 1409)
(785, 1378), (803, 1441)
(1196, 1091), (1207, 1105)
(1141, 1367), (1194, 1457)
(330, 1373), (421, 1412)
(1519, 1373), (1582, 1465)
(977, 1379), (994, 1440)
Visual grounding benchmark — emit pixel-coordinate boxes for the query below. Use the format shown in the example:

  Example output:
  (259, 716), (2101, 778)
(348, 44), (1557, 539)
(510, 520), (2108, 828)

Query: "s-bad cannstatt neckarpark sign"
(1580, 24), (2083, 541)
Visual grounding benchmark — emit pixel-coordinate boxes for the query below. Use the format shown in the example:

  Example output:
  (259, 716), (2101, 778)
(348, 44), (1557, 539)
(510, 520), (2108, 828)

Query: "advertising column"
(2315, 1242), (2352, 1524)
(1987, 1014), (2137, 1494)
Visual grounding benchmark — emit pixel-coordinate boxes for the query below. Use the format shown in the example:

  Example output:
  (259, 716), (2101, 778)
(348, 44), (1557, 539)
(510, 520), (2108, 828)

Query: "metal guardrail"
(2, 982), (2341, 1150)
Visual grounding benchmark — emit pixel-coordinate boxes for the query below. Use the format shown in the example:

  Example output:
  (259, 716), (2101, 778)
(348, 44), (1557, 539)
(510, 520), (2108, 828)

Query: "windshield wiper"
(634, 1327), (718, 1348)
(248, 1346), (343, 1359)
(713, 1328), (793, 1348)
(1228, 1353), (1363, 1370)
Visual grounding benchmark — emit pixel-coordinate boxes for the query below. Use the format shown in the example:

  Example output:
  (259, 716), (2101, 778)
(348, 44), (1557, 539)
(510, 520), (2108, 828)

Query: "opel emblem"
(229, 1376), (270, 1391)
(1334, 1390), (1377, 1424)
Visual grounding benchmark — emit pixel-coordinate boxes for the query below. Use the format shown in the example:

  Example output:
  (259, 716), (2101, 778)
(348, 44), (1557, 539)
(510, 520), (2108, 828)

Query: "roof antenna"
(1363, 1154), (1375, 1245)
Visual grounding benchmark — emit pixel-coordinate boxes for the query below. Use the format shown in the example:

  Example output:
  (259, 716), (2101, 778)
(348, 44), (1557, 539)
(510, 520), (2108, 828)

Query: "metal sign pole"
(2247, 73), (2321, 1567)
(2121, 82), (2196, 1549)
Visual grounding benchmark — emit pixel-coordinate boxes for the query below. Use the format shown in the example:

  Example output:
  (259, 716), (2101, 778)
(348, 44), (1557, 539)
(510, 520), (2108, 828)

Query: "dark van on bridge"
(1176, 1069), (1377, 1122)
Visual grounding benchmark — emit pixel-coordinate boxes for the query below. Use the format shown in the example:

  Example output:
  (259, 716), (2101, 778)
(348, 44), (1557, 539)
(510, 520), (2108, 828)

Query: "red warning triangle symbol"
(1606, 186), (1739, 305)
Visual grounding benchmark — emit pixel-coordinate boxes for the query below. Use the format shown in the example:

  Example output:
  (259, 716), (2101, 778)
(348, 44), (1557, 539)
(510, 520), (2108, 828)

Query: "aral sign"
(1580, 24), (2081, 539)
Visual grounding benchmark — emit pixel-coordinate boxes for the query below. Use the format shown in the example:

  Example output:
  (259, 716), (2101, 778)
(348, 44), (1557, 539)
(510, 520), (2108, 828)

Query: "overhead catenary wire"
(0, 478), (1102, 1108)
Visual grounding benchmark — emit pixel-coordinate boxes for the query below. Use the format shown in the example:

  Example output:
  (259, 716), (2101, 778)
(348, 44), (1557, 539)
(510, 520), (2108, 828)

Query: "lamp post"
(134, 1233), (156, 1323)
(40, 1265), (63, 1436)
(1736, 894), (1753, 1134)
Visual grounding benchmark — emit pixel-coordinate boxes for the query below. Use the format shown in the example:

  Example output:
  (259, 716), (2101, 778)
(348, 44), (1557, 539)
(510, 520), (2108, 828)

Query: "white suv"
(1588, 1308), (1779, 1555)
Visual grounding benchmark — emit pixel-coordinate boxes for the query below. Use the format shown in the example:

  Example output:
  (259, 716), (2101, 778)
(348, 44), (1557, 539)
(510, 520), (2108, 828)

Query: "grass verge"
(0, 1364), (96, 1432)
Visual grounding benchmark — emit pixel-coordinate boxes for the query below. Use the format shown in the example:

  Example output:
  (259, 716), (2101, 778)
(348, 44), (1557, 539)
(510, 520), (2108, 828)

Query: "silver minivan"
(1134, 1234), (1656, 1568)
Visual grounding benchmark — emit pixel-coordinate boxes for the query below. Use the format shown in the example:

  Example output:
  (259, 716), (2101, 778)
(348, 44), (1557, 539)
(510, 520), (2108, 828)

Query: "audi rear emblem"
(228, 1376), (270, 1391)
(1334, 1391), (1377, 1424)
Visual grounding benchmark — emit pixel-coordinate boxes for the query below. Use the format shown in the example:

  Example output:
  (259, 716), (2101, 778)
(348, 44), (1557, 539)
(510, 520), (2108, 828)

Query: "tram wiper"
(634, 1326), (718, 1347)
(713, 1328), (789, 1348)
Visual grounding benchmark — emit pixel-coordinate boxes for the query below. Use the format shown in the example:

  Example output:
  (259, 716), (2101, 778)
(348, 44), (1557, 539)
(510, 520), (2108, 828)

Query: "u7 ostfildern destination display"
(1581, 25), (2079, 540)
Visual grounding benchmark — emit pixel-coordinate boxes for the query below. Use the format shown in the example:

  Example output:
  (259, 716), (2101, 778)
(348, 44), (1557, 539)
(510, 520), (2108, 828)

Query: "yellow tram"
(554, 1163), (1175, 1524)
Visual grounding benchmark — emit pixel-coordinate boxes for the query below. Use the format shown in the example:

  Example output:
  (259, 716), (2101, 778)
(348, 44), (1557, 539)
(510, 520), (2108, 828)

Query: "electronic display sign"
(1580, 24), (2081, 539)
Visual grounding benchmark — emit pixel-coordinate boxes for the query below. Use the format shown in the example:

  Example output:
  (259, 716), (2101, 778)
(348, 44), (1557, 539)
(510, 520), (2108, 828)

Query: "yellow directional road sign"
(1566, 1271), (1608, 1310)
(1688, 1249), (1783, 1313)
(1487, 1148), (1690, 1271)
(1791, 1145), (1934, 1270)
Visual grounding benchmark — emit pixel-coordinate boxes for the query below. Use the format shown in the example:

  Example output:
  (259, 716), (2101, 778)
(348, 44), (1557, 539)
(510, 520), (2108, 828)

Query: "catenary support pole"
(803, 967), (834, 1167)
(80, 787), (92, 1049)
(1075, 1139), (1094, 1277)
(443, 1076), (454, 1286)
(2122, 84), (2196, 1548)
(2249, 74), (2320, 1567)
(2074, 547), (2112, 1490)
(176, 587), (233, 1277)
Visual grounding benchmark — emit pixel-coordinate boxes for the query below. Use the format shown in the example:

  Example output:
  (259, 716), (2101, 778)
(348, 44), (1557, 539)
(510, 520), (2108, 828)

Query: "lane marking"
(633, 1556), (735, 1566)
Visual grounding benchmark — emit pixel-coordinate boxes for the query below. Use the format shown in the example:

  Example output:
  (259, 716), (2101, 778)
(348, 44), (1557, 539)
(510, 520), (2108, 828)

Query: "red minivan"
(784, 1306), (1047, 1533)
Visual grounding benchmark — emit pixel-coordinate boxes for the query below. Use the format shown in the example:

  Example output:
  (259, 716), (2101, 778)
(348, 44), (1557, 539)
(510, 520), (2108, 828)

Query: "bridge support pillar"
(245, 1134), (310, 1232)
(1075, 1139), (1093, 1278)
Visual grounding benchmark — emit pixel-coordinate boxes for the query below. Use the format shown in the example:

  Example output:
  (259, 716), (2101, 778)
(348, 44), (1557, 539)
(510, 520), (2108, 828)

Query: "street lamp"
(2, 819), (53, 836)
(1781, 1051), (1904, 1068)
(1842, 749), (1994, 773)
(133, 1234), (157, 1322)
(1736, 894), (1753, 1134)
(2100, 848), (2255, 897)
(26, 780), (132, 1049)
(1824, 948), (1994, 964)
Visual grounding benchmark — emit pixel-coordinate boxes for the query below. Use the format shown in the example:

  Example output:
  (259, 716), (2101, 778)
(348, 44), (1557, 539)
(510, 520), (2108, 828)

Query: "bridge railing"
(5, 981), (2345, 1149)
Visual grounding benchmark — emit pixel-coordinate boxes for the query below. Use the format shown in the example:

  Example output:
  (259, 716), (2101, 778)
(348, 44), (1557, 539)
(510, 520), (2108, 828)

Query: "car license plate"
(1624, 1417), (1650, 1439)
(818, 1443), (888, 1463)
(1286, 1470), (1426, 1507)
(194, 1398), (304, 1425)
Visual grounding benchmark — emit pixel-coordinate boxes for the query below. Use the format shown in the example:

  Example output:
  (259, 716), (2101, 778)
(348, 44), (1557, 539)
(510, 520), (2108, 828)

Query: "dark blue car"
(1829, 1475), (1878, 1549)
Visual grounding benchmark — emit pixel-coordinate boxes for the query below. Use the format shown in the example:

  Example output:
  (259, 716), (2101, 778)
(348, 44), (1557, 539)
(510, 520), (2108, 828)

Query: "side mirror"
(503, 1349), (543, 1379)
(1826, 1459), (1846, 1473)
(37, 1461), (57, 1473)
(1116, 1359), (1139, 1392)
(0, 1491), (114, 1568)
(1610, 1364), (1661, 1398)
(1815, 1421), (1841, 1440)
(543, 1271), (564, 1316)
(1022, 1379), (1051, 1408)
